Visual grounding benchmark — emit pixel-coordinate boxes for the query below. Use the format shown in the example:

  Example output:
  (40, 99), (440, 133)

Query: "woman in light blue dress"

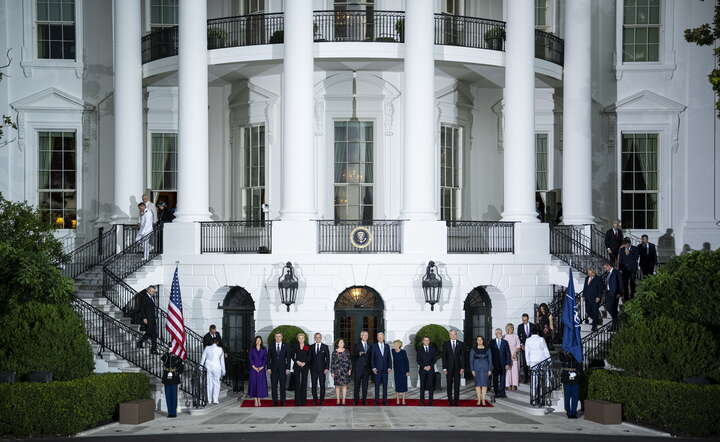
(470, 335), (493, 406)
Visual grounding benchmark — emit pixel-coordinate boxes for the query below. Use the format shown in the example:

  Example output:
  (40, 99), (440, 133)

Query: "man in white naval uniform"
(201, 337), (226, 404)
(142, 194), (157, 224)
(135, 202), (154, 260)
(525, 333), (551, 404)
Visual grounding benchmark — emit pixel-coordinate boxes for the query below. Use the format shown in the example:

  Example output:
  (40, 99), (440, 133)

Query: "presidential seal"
(350, 226), (373, 249)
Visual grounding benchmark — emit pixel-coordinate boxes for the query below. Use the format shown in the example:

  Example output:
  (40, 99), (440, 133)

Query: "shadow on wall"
(482, 205), (501, 221)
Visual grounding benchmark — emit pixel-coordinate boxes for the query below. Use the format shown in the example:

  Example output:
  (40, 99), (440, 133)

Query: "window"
(622, 0), (660, 62)
(621, 133), (658, 229)
(535, 0), (549, 31)
(38, 131), (76, 229)
(151, 133), (177, 192)
(242, 125), (265, 221)
(36, 0), (76, 59)
(440, 125), (461, 221)
(535, 133), (548, 191)
(244, 0), (265, 14)
(442, 0), (462, 15)
(150, 0), (178, 32)
(334, 121), (373, 221)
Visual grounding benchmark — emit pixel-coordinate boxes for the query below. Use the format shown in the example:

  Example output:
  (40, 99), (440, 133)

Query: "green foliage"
(267, 325), (307, 346)
(624, 250), (720, 331)
(413, 324), (450, 350)
(0, 302), (94, 381)
(0, 195), (73, 315)
(684, 1), (720, 117)
(484, 26), (506, 41)
(588, 370), (720, 437)
(0, 373), (151, 437)
(0, 49), (16, 139)
(608, 317), (720, 382)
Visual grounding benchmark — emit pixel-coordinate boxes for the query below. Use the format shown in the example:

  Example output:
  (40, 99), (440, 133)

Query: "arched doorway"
(220, 287), (255, 392)
(463, 287), (492, 379)
(334, 286), (384, 352)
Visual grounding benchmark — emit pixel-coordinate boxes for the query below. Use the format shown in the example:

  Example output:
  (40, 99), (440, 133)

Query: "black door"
(463, 287), (492, 380)
(220, 287), (255, 392)
(333, 286), (384, 352)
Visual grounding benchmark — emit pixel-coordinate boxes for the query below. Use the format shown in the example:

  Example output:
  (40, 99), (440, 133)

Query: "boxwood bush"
(267, 325), (307, 346)
(0, 302), (94, 381)
(0, 372), (151, 437)
(413, 324), (450, 350)
(588, 370), (720, 437)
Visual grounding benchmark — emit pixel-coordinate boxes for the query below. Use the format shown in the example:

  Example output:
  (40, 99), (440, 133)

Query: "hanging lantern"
(421, 261), (442, 311)
(278, 261), (299, 312)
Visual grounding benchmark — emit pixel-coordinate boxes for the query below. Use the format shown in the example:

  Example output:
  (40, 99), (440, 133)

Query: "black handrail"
(72, 297), (207, 408)
(207, 13), (285, 49)
(313, 10), (405, 42)
(434, 13), (506, 50)
(61, 225), (118, 279)
(200, 221), (273, 254)
(317, 219), (403, 253)
(446, 221), (514, 253)
(535, 29), (564, 65)
(550, 226), (610, 274)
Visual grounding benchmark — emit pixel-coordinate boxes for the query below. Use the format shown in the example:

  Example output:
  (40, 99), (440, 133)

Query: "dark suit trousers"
(621, 270), (636, 301)
(585, 297), (599, 324)
(138, 324), (157, 349)
(310, 370), (326, 401)
(492, 369), (506, 396)
(640, 265), (654, 279)
(374, 372), (388, 402)
(295, 367), (309, 405)
(270, 369), (287, 403)
(419, 369), (434, 401)
(606, 295), (619, 321)
(446, 370), (461, 403)
(354, 370), (369, 401)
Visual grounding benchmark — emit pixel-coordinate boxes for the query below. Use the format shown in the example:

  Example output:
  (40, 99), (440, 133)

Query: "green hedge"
(0, 373), (151, 437)
(0, 302), (94, 381)
(413, 324), (450, 350)
(267, 325), (307, 346)
(588, 370), (720, 437)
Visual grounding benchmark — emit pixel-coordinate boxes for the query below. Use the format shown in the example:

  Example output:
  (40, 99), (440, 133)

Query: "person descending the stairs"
(136, 285), (159, 354)
(201, 336), (226, 404)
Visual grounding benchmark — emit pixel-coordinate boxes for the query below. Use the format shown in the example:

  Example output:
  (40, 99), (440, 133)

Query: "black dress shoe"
(320, 400), (324, 406)
(281, 401), (286, 406)
(383, 401), (388, 406)
(354, 400), (359, 405)
(362, 400), (367, 405)
(273, 401), (278, 406)
(428, 401), (433, 406)
(313, 400), (318, 405)
(420, 399), (425, 405)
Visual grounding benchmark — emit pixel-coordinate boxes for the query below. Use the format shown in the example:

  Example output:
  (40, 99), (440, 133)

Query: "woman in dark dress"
(248, 336), (268, 407)
(291, 332), (311, 405)
(470, 335), (493, 406)
(391, 339), (409, 405)
(331, 338), (352, 405)
(537, 303), (554, 349)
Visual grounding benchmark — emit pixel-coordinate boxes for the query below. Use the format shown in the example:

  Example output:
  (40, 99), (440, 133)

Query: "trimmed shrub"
(588, 370), (720, 437)
(0, 373), (151, 437)
(0, 302), (94, 381)
(625, 249), (720, 332)
(267, 325), (307, 346)
(608, 317), (720, 382)
(413, 324), (450, 350)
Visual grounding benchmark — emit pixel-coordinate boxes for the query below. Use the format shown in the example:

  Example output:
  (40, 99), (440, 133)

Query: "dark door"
(333, 286), (384, 352)
(463, 287), (492, 379)
(221, 287), (255, 392)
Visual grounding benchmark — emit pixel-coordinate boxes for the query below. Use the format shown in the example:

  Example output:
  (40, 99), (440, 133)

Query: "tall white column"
(502, 0), (537, 223)
(279, 0), (316, 220)
(174, 0), (211, 222)
(562, 0), (594, 225)
(112, 0), (143, 223)
(400, 0), (436, 221)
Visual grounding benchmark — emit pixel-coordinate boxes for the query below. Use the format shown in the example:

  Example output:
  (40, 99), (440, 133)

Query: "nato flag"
(561, 268), (583, 363)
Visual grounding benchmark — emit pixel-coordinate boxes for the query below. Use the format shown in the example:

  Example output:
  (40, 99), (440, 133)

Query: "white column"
(400, 0), (436, 221)
(562, 0), (594, 225)
(279, 0), (316, 220)
(112, 0), (143, 223)
(502, 0), (537, 223)
(174, 0), (211, 222)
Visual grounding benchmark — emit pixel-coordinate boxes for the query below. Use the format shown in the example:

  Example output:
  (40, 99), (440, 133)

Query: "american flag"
(166, 266), (187, 360)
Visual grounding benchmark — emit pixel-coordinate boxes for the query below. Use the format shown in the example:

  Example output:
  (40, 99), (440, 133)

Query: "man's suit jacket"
(352, 340), (371, 373)
(371, 343), (392, 372)
(441, 340), (465, 373)
(583, 275), (602, 303)
(639, 242), (657, 270)
(489, 337), (512, 371)
(202, 332), (222, 348)
(267, 342), (291, 371)
(138, 291), (157, 325)
(619, 245), (639, 272)
(416, 345), (438, 369)
(517, 322), (537, 345)
(605, 269), (621, 297)
(309, 342), (330, 373)
(605, 228), (624, 253)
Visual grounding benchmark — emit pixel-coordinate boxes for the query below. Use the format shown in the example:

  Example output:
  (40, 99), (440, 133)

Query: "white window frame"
(333, 119), (375, 221)
(440, 0), (464, 16)
(37, 130), (78, 229)
(148, 0), (178, 32)
(535, 132), (549, 192)
(534, 0), (555, 33)
(614, 0), (677, 79)
(149, 131), (178, 195)
(20, 0), (84, 78)
(440, 123), (463, 221)
(618, 131), (660, 231)
(241, 124), (266, 221)
(35, 0), (77, 61)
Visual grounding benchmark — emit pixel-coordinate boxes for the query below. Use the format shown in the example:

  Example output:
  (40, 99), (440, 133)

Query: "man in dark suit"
(371, 332), (392, 405)
(416, 336), (437, 405)
(489, 328), (512, 398)
(603, 262), (621, 325)
(309, 332), (330, 405)
(136, 286), (159, 354)
(638, 234), (657, 278)
(442, 329), (465, 406)
(267, 332), (290, 405)
(619, 238), (639, 301)
(605, 221), (624, 265)
(582, 269), (603, 331)
(202, 324), (222, 348)
(352, 330), (371, 405)
(517, 313), (537, 383)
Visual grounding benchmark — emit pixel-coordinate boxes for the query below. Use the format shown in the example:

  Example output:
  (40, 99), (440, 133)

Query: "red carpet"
(240, 399), (493, 408)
